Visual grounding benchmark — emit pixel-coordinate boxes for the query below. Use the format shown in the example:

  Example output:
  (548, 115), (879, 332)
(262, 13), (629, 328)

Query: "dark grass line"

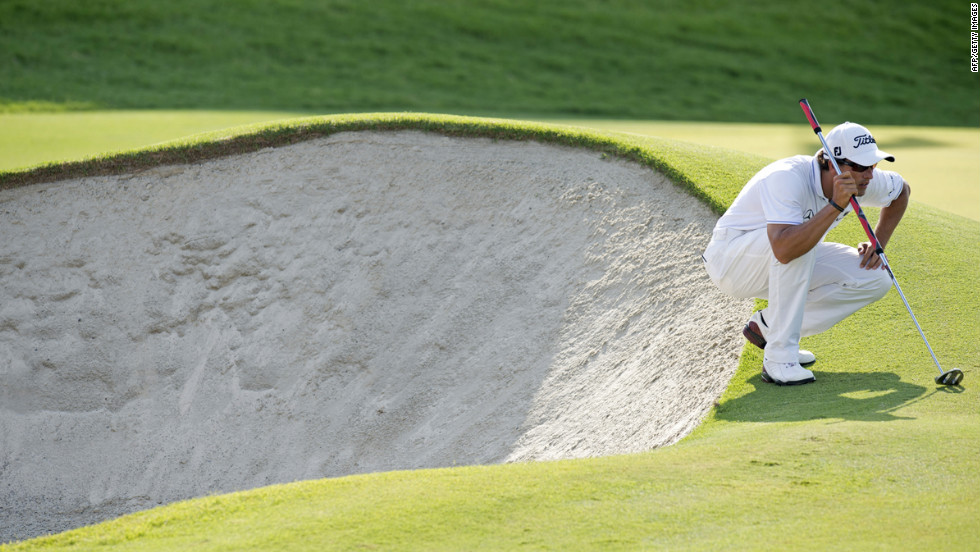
(0, 113), (730, 214)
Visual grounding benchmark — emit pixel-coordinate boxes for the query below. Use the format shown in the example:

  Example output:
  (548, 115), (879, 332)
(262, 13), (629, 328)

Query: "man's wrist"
(828, 199), (846, 212)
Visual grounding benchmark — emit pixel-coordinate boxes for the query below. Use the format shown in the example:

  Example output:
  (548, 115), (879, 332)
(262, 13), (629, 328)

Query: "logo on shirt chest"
(802, 207), (847, 224)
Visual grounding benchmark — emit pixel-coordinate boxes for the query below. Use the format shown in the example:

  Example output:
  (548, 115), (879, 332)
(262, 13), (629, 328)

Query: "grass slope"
(1, 0), (976, 126)
(2, 115), (977, 551)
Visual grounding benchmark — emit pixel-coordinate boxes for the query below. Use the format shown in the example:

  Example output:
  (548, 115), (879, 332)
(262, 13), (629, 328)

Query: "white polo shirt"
(715, 155), (905, 234)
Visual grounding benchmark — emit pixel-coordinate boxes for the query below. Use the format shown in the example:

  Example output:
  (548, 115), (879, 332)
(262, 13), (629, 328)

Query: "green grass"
(1, 0), (976, 126)
(9, 423), (977, 551)
(2, 114), (978, 551)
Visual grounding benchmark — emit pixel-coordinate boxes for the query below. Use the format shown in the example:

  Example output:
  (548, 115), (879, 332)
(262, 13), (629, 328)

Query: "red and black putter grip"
(799, 98), (821, 133)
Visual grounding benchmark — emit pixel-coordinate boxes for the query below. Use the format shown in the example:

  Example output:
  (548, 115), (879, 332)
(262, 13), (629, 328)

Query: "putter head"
(935, 369), (964, 386)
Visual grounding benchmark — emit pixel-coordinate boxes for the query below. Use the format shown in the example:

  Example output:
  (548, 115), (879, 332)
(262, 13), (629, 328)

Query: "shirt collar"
(810, 156), (827, 199)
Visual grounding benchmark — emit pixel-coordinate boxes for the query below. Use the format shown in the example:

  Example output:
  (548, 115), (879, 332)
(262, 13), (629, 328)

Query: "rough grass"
(2, 115), (977, 551)
(1, 0), (975, 126)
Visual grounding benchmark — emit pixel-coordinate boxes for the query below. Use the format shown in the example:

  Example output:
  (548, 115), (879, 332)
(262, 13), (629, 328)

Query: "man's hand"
(857, 241), (885, 270)
(832, 170), (860, 207)
(858, 180), (911, 271)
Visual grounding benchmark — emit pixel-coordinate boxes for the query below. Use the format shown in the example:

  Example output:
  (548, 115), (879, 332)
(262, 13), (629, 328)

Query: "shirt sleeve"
(759, 169), (806, 226)
(860, 169), (905, 208)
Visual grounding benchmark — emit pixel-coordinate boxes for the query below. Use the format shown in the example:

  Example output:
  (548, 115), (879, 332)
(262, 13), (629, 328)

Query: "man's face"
(840, 160), (876, 195)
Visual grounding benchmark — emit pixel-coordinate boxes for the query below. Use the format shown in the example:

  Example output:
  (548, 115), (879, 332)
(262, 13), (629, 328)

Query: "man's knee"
(869, 269), (893, 301)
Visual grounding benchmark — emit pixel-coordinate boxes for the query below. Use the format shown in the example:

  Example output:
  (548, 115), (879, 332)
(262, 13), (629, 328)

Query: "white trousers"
(702, 227), (893, 363)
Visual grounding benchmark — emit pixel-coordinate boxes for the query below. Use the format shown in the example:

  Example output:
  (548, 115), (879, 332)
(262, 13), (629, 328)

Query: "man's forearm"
(873, 182), (910, 249)
(767, 203), (842, 264)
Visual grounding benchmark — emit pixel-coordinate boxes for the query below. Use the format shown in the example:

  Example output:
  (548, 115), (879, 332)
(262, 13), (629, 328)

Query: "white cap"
(820, 122), (895, 166)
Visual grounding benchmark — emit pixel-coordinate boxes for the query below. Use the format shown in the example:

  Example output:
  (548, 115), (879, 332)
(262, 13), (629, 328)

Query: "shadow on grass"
(715, 370), (931, 423)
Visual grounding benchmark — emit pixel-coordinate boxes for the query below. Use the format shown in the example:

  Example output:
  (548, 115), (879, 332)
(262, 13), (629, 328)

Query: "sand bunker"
(0, 131), (749, 542)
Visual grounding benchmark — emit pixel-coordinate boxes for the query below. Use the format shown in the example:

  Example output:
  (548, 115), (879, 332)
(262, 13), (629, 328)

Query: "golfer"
(702, 122), (910, 385)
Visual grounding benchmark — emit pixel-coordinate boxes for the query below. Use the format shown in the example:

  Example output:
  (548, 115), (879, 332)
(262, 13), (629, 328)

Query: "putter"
(799, 98), (964, 386)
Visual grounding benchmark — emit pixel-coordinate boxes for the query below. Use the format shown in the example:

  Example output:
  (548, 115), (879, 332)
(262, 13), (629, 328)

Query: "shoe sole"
(742, 321), (767, 350)
(761, 369), (816, 386)
(743, 322), (816, 367)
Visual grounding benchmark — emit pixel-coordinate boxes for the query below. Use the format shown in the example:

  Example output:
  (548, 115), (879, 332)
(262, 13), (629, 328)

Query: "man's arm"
(858, 181), (911, 269)
(767, 206), (841, 264)
(767, 171), (861, 264)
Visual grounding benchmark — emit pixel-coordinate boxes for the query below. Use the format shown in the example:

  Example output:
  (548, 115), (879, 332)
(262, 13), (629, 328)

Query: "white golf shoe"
(761, 360), (816, 386)
(742, 310), (816, 366)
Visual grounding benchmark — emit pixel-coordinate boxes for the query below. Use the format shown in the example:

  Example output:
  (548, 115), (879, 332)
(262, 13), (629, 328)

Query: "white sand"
(0, 131), (749, 542)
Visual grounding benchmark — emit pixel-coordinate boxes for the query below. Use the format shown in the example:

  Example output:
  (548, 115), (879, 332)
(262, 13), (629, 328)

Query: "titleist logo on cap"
(852, 134), (876, 148)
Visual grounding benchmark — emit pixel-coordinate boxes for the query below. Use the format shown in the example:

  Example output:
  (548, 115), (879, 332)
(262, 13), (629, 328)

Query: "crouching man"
(702, 122), (910, 385)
